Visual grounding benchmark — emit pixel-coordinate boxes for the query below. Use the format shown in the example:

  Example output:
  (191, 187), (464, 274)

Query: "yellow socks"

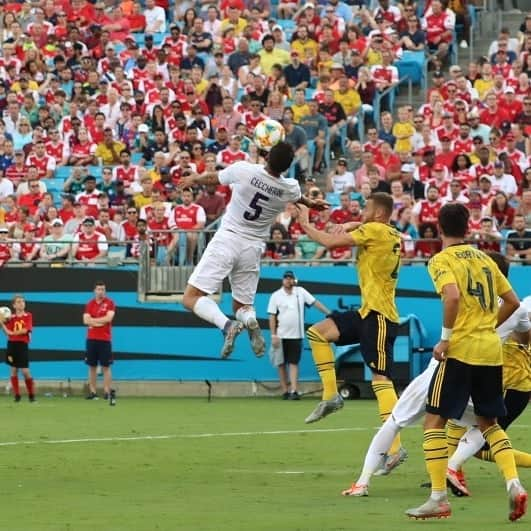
(424, 429), (448, 492)
(447, 421), (466, 460)
(372, 380), (401, 454)
(477, 448), (531, 468)
(482, 424), (518, 481)
(307, 327), (337, 400)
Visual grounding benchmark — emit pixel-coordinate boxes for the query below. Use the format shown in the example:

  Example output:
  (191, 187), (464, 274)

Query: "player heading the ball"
(179, 141), (328, 359)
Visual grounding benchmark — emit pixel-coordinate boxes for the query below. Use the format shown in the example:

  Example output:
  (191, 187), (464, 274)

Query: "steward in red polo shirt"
(82, 281), (116, 404)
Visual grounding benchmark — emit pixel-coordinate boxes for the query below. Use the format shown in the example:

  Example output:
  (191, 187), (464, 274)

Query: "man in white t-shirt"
(145, 0), (167, 34)
(180, 142), (327, 359)
(268, 271), (330, 400)
(490, 160), (518, 199)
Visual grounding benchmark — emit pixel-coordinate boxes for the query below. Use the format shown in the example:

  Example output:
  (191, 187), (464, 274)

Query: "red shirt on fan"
(330, 208), (353, 225)
(415, 199), (442, 225)
(74, 232), (107, 260)
(5, 312), (32, 343)
(170, 203), (206, 230)
(148, 216), (172, 247)
(216, 148), (248, 167)
(85, 297), (115, 342)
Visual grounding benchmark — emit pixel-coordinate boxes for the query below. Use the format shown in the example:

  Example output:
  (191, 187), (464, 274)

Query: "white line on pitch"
(0, 424), (529, 448)
(0, 427), (369, 448)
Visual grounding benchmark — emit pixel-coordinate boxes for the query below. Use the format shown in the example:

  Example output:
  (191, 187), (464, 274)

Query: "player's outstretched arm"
(296, 204), (355, 250)
(179, 172), (220, 189)
(296, 195), (330, 211)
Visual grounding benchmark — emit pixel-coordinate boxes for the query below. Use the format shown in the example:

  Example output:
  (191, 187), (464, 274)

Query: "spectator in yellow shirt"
(95, 129), (126, 166)
(334, 76), (361, 137)
(291, 26), (319, 60)
(474, 63), (495, 101)
(291, 88), (310, 123)
(221, 5), (248, 37)
(133, 176), (154, 209)
(392, 106), (416, 153)
(258, 35), (290, 76)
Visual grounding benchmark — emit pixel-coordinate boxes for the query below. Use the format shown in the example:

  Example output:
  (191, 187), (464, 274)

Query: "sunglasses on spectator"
(473, 140), (482, 144)
(30, 184), (39, 188)
(127, 210), (137, 214)
(103, 170), (112, 174)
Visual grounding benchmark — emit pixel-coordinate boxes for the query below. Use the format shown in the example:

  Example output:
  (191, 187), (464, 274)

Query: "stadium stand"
(0, 0), (528, 268)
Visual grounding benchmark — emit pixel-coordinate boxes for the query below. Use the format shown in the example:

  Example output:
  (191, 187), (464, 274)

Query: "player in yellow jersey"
(406, 203), (527, 522)
(296, 192), (407, 471)
(446, 252), (531, 495)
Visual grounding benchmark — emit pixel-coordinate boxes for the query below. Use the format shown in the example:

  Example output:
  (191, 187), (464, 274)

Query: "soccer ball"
(0, 306), (11, 321)
(253, 119), (285, 151)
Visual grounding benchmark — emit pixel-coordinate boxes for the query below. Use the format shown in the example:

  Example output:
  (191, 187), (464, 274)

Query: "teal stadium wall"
(0, 266), (528, 382)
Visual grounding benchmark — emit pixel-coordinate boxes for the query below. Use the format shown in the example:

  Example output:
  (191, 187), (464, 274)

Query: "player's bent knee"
(183, 284), (206, 310)
(307, 319), (339, 343)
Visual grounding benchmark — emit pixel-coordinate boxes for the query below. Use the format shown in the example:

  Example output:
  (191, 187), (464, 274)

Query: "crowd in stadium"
(0, 0), (529, 266)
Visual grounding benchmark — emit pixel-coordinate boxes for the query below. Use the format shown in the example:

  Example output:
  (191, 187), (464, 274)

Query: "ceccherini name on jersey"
(250, 177), (284, 198)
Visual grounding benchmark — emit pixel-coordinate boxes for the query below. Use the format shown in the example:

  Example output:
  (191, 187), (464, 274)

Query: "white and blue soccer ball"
(254, 119), (286, 151)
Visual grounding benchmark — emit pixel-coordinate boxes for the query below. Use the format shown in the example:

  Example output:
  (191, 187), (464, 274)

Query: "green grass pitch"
(0, 396), (529, 531)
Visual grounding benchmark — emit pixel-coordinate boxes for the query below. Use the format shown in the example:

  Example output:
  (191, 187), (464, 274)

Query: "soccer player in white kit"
(180, 142), (327, 359)
(342, 253), (530, 498)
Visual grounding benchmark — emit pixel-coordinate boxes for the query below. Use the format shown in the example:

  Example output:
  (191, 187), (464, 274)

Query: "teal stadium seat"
(54, 166), (72, 181)
(131, 152), (143, 165)
(326, 193), (341, 207)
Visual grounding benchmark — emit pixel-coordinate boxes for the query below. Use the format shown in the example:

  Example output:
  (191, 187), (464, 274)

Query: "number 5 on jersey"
(244, 192), (270, 221)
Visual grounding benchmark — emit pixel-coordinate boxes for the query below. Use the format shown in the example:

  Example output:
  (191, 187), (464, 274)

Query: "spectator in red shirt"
(170, 188), (206, 265)
(17, 179), (43, 216)
(330, 192), (355, 225)
(196, 183), (225, 225)
(479, 91), (510, 129)
(1, 295), (35, 402)
(82, 281), (116, 403)
(72, 217), (108, 263)
(487, 191), (515, 230)
(415, 222), (442, 259)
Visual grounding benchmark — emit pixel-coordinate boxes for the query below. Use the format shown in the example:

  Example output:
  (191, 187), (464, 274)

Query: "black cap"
(283, 271), (296, 279)
(84, 174), (96, 182)
(82, 216), (95, 225)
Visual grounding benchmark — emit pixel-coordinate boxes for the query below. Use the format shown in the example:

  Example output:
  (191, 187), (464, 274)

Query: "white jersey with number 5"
(218, 161), (301, 240)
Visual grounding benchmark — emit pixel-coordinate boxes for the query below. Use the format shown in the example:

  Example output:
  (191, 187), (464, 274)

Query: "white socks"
(235, 306), (257, 328)
(193, 296), (229, 330)
(448, 427), (485, 472)
(357, 416), (401, 486)
(431, 490), (448, 501)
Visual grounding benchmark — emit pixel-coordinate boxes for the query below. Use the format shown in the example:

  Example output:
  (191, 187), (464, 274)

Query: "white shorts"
(392, 357), (479, 428)
(392, 358), (438, 428)
(187, 230), (263, 306)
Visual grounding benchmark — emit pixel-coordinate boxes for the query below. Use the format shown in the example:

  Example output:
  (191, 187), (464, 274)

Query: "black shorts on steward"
(329, 310), (398, 377)
(426, 357), (506, 420)
(281, 338), (303, 365)
(85, 339), (113, 367)
(6, 341), (29, 368)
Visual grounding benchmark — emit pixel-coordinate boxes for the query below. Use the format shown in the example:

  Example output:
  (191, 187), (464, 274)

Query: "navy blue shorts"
(85, 339), (113, 367)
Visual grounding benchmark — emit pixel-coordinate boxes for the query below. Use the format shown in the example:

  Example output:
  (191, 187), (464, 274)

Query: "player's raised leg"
(183, 235), (243, 359)
(184, 284), (242, 359)
(230, 246), (266, 357)
(343, 361), (435, 496)
(304, 317), (344, 423)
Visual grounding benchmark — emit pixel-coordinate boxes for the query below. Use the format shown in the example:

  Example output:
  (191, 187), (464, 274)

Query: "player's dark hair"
(438, 203), (469, 238)
(486, 251), (509, 278)
(267, 142), (294, 174)
(368, 192), (393, 217)
(94, 281), (106, 288)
